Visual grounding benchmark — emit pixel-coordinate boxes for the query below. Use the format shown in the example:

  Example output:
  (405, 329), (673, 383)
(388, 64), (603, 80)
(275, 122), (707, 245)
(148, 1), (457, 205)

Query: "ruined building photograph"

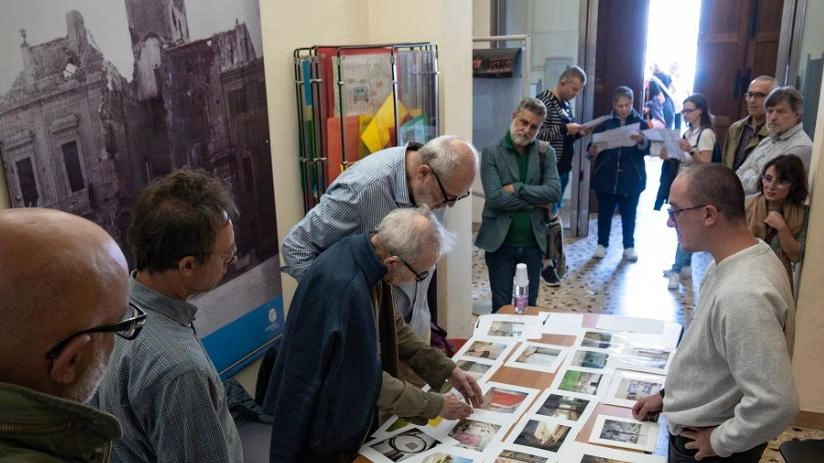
(0, 0), (281, 374)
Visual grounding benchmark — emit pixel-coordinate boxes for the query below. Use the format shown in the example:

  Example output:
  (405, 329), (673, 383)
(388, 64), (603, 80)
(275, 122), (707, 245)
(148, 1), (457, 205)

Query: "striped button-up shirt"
(281, 145), (443, 339)
(92, 275), (243, 463)
(736, 122), (812, 194)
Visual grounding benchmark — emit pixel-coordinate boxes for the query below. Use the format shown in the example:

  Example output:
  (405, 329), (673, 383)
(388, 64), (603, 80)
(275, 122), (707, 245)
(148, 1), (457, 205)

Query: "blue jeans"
(485, 244), (543, 312)
(669, 433), (766, 463)
(672, 243), (692, 272)
(595, 191), (640, 249)
(551, 172), (570, 214)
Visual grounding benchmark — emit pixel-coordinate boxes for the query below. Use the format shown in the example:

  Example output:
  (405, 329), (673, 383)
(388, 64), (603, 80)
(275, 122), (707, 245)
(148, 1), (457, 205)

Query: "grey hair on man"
(765, 86), (803, 114)
(513, 96), (547, 120)
(417, 135), (480, 182)
(376, 206), (455, 266)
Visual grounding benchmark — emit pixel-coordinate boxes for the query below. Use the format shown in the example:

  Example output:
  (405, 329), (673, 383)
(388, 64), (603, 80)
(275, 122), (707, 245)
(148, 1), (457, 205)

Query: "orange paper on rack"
(360, 94), (409, 153)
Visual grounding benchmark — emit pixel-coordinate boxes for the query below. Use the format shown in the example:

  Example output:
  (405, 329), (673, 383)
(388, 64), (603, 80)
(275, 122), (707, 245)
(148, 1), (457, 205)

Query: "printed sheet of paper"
(582, 114), (610, 129)
(558, 441), (667, 463)
(643, 128), (686, 160)
(540, 312), (584, 335)
(505, 342), (568, 373)
(603, 370), (666, 408)
(588, 414), (660, 452)
(595, 315), (664, 335)
(591, 122), (640, 150)
(475, 314), (544, 341)
(453, 337), (518, 364)
(503, 413), (580, 460)
(359, 425), (459, 463)
(525, 388), (597, 424)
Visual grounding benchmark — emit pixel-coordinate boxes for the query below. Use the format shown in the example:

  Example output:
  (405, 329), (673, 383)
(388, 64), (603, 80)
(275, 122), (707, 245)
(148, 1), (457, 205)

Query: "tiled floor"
(470, 157), (824, 462)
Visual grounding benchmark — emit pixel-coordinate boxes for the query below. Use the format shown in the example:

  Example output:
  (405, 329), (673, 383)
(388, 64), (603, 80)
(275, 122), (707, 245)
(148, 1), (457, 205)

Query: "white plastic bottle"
(513, 263), (529, 314)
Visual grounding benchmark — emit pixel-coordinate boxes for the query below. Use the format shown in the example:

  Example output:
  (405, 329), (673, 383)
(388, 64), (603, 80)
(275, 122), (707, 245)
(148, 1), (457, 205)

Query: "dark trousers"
(669, 434), (767, 463)
(485, 244), (543, 312)
(595, 191), (640, 249)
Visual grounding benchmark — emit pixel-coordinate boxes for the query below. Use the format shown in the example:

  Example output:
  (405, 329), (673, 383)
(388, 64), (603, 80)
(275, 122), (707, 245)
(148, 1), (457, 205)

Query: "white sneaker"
(667, 272), (680, 290)
(593, 245), (606, 259)
(623, 248), (638, 262)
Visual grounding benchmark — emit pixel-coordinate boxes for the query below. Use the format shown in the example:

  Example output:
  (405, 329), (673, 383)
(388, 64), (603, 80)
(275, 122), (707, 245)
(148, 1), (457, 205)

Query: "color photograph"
(506, 342), (566, 373)
(604, 371), (665, 408)
(589, 415), (659, 452)
(363, 427), (449, 463)
(455, 359), (494, 382)
(481, 387), (529, 414)
(558, 369), (605, 396)
(580, 331), (626, 350)
(493, 448), (548, 463)
(535, 392), (591, 421)
(513, 419), (571, 453)
(570, 349), (610, 369)
(463, 339), (512, 361)
(449, 419), (502, 452)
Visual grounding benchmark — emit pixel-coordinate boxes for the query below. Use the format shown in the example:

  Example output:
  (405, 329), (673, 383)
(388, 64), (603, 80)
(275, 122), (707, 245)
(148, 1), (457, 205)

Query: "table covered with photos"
(354, 307), (683, 463)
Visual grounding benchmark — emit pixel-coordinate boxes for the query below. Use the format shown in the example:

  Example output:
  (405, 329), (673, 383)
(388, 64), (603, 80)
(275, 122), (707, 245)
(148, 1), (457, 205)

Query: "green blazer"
(475, 136), (561, 255)
(722, 116), (770, 170)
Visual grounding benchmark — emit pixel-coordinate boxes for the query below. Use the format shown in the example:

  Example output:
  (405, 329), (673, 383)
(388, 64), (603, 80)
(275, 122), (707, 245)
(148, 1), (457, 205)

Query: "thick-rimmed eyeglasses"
(396, 256), (429, 282)
(667, 204), (708, 222)
(45, 304), (147, 360)
(426, 163), (470, 206)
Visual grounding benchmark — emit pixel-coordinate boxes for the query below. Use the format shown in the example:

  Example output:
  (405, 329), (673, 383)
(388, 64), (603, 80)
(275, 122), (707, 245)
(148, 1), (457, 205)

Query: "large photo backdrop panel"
(0, 0), (282, 378)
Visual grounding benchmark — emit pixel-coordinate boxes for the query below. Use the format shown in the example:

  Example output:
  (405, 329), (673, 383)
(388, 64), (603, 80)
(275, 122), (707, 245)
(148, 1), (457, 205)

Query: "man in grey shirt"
(633, 164), (797, 462)
(93, 170), (243, 462)
(736, 86), (812, 194)
(281, 135), (479, 340)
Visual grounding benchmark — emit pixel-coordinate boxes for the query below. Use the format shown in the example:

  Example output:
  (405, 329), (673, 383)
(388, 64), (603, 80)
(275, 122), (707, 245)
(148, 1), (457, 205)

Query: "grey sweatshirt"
(664, 240), (798, 457)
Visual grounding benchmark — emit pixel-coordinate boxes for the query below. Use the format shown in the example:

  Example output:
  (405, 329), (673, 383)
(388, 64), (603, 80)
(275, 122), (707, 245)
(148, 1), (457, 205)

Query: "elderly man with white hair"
(266, 206), (483, 463)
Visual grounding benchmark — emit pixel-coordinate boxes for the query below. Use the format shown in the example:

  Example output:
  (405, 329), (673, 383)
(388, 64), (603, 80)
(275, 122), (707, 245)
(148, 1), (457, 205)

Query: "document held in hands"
(642, 128), (687, 160)
(592, 123), (641, 150)
(582, 115), (610, 130)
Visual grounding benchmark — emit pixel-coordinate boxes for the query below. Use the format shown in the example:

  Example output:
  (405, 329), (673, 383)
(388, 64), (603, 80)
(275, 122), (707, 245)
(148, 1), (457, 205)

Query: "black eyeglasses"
(396, 256), (430, 282)
(45, 304), (147, 360)
(745, 92), (768, 100)
(426, 163), (470, 206)
(667, 204), (708, 221)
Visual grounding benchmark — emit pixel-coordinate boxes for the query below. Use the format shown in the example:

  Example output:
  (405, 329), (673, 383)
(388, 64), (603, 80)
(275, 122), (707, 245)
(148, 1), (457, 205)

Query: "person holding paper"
(536, 65), (591, 286)
(633, 164), (797, 463)
(588, 86), (650, 262)
(658, 94), (715, 290)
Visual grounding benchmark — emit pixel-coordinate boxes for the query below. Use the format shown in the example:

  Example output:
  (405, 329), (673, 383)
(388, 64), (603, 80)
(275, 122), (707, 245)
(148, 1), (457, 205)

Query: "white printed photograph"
(485, 444), (552, 463)
(558, 442), (666, 463)
(603, 370), (665, 408)
(589, 415), (659, 453)
(360, 426), (458, 463)
(613, 345), (673, 374)
(577, 330), (627, 351)
(448, 418), (505, 452)
(553, 368), (611, 397)
(453, 337), (517, 363)
(505, 342), (568, 373)
(454, 357), (498, 383)
(527, 389), (595, 423)
(478, 382), (540, 418)
(504, 414), (577, 459)
(475, 314), (543, 341)
(569, 349), (611, 370)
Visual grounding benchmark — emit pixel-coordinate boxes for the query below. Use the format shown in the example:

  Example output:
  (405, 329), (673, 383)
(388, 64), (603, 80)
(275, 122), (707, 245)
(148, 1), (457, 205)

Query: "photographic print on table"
(455, 358), (496, 382)
(475, 314), (542, 340)
(569, 349), (610, 369)
(603, 370), (665, 408)
(511, 417), (572, 454)
(419, 445), (483, 463)
(579, 330), (627, 351)
(480, 382), (539, 416)
(557, 442), (667, 463)
(454, 337), (516, 362)
(615, 345), (673, 374)
(556, 368), (609, 397)
(589, 415), (659, 453)
(531, 389), (593, 422)
(449, 418), (502, 452)
(505, 342), (567, 373)
(360, 426), (456, 463)
(489, 446), (549, 463)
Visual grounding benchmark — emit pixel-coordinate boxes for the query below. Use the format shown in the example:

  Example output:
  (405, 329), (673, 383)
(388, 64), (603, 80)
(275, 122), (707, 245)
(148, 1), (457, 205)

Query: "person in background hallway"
(588, 86), (650, 262)
(266, 207), (483, 462)
(745, 154), (809, 287)
(633, 164), (797, 463)
(536, 65), (592, 286)
(476, 97), (561, 312)
(667, 61), (686, 130)
(722, 76), (777, 170)
(0, 208), (138, 461)
(736, 86), (813, 194)
(659, 93), (715, 290)
(281, 135), (479, 341)
(93, 169), (244, 462)
(650, 65), (675, 129)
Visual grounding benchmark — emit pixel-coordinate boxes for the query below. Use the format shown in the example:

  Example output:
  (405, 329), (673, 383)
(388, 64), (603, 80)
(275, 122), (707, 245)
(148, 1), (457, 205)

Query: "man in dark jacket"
(265, 207), (482, 462)
(588, 86), (650, 262)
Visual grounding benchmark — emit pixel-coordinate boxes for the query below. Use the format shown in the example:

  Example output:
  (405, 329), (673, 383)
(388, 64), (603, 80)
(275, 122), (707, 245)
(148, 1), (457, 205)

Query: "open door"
(693, 0), (784, 142)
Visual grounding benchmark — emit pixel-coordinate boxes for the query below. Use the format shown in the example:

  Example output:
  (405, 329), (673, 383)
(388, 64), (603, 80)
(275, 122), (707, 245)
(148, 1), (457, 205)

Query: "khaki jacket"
(722, 116), (770, 169)
(0, 382), (121, 462)
(374, 282), (456, 424)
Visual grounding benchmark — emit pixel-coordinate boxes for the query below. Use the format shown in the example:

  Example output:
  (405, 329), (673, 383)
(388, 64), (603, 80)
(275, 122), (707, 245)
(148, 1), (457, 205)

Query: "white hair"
(417, 135), (479, 182)
(376, 206), (455, 265)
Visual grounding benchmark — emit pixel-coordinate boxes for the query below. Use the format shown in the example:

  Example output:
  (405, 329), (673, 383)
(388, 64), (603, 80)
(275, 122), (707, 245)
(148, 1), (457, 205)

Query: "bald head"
(410, 135), (479, 209)
(0, 208), (129, 399)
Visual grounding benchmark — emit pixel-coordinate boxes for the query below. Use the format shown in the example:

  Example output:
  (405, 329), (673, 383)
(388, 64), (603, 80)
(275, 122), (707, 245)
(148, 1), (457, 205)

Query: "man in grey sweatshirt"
(633, 164), (798, 462)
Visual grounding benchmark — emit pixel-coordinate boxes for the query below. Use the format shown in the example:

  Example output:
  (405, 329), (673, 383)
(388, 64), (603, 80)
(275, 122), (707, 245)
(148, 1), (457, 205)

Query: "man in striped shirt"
(281, 135), (479, 340)
(536, 66), (592, 285)
(736, 86), (812, 195)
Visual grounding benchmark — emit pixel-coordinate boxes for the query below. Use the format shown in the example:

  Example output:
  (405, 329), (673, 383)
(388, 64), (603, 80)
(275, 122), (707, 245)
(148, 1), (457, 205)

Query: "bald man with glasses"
(0, 208), (136, 461)
(721, 76), (777, 170)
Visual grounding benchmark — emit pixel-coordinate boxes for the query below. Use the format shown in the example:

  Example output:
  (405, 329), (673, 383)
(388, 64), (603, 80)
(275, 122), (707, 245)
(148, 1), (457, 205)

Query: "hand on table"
(632, 393), (663, 421)
(439, 393), (473, 420)
(447, 367), (483, 408)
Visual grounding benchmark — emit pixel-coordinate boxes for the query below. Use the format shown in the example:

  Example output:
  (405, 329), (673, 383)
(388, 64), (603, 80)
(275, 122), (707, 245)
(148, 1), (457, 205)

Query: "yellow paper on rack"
(361, 95), (409, 153)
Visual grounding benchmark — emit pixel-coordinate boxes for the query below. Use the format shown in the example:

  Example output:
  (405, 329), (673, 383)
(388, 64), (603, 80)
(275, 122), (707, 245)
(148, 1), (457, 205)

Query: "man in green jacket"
(722, 76), (776, 170)
(476, 97), (561, 312)
(0, 208), (140, 462)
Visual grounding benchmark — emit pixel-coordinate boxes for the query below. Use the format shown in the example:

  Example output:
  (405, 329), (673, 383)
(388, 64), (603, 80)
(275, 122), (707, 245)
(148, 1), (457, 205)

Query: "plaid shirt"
(92, 276), (243, 462)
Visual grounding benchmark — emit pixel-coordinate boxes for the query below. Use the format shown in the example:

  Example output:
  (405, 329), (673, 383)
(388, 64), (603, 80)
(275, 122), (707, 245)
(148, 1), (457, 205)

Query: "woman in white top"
(660, 93), (715, 290)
